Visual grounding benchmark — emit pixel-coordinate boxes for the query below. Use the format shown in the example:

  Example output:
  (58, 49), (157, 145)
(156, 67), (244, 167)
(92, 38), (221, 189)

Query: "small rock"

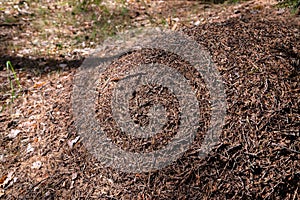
(31, 161), (42, 169)
(32, 39), (39, 46)
(71, 172), (78, 180)
(59, 63), (67, 68)
(276, 8), (285, 15)
(45, 191), (51, 197)
(7, 129), (21, 139)
(108, 178), (114, 184)
(56, 84), (63, 89)
(171, 17), (179, 22)
(4, 10), (12, 15)
(194, 20), (201, 26)
(26, 143), (34, 153)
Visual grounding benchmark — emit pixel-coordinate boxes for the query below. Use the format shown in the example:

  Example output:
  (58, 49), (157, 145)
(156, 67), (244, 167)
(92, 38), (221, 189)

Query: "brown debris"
(0, 1), (299, 199)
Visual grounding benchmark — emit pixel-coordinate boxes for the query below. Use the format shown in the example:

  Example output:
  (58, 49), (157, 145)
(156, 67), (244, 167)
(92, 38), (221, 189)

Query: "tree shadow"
(0, 54), (83, 73)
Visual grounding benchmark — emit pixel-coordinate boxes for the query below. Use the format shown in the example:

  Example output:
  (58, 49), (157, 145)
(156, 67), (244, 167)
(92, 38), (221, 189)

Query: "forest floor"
(0, 0), (299, 199)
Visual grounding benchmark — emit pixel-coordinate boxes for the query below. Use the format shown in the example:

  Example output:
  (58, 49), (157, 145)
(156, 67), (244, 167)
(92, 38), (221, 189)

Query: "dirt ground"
(0, 0), (299, 199)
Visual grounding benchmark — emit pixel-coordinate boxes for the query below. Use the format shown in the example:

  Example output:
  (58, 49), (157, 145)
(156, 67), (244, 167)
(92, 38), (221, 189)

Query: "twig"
(271, 143), (300, 154)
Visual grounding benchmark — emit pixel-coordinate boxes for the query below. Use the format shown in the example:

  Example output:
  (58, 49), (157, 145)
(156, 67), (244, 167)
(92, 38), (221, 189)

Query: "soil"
(0, 0), (299, 199)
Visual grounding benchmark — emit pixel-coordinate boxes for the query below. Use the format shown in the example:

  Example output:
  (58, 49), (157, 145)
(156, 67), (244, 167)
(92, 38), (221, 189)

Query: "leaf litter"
(0, 0), (299, 199)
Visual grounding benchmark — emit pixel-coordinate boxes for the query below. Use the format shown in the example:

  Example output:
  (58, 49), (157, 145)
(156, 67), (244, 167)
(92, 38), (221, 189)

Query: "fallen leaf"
(0, 175), (7, 184)
(67, 136), (80, 149)
(1, 171), (13, 187)
(33, 82), (46, 88)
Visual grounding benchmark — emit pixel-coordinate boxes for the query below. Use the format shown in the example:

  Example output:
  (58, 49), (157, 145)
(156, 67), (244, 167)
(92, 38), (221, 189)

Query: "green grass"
(276, 0), (300, 14)
(276, 0), (299, 7)
(6, 61), (22, 103)
(2, 0), (135, 55)
(1, 61), (23, 113)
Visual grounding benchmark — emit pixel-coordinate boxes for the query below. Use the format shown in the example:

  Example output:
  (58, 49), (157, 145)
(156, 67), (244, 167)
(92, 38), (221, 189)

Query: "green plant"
(276, 0), (300, 13)
(227, 0), (240, 3)
(75, 0), (104, 12)
(276, 0), (299, 7)
(6, 61), (22, 103)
